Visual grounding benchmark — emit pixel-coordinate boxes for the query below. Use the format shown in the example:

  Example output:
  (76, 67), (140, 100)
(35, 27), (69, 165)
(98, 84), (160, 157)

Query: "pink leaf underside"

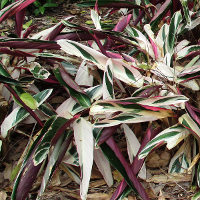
(149, 37), (158, 60)
(113, 14), (132, 32)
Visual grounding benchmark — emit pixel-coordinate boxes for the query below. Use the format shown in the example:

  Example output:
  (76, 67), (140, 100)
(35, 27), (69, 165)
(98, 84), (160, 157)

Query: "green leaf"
(0, 62), (10, 77)
(1, 0), (9, 9)
(192, 190), (200, 200)
(43, 2), (58, 8)
(39, 6), (45, 14)
(20, 93), (39, 110)
(23, 19), (32, 29)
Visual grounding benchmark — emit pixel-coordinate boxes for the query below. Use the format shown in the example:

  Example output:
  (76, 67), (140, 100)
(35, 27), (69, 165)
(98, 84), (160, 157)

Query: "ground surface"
(0, 1), (198, 200)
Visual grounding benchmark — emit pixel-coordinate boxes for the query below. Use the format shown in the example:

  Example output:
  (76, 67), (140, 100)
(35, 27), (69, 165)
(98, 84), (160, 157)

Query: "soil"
(0, 1), (198, 200)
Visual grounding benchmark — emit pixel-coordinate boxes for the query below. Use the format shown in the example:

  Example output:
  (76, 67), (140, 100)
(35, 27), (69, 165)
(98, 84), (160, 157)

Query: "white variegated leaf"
(179, 113), (200, 139)
(37, 135), (65, 199)
(94, 148), (113, 187)
(139, 124), (190, 159)
(177, 45), (200, 60)
(103, 59), (114, 100)
(94, 111), (173, 128)
(126, 25), (155, 59)
(1, 89), (53, 138)
(91, 9), (101, 30)
(75, 60), (93, 86)
(168, 138), (191, 174)
(57, 39), (144, 87)
(122, 124), (146, 179)
(73, 118), (94, 200)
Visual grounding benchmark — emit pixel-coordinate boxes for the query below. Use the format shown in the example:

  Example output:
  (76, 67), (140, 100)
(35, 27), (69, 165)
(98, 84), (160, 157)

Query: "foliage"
(0, 0), (200, 199)
(1, 0), (15, 9)
(33, 0), (58, 16)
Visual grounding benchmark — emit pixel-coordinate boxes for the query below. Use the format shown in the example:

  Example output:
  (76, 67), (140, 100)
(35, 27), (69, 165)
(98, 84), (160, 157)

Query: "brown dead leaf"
(87, 193), (111, 199)
(145, 187), (157, 199)
(113, 170), (123, 182)
(89, 179), (106, 188)
(146, 149), (170, 168)
(50, 170), (61, 187)
(158, 190), (166, 200)
(147, 173), (192, 183)
(128, 195), (137, 200)
(6, 19), (15, 27)
(0, 191), (7, 200)
(3, 163), (12, 180)
(52, 186), (81, 199)
(91, 167), (103, 179)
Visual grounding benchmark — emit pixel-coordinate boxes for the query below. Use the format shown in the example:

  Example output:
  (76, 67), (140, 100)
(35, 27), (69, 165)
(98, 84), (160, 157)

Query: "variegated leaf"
(90, 95), (188, 116)
(156, 23), (169, 54)
(151, 61), (175, 81)
(85, 84), (103, 102)
(94, 148), (113, 187)
(166, 11), (182, 56)
(139, 124), (190, 159)
(73, 118), (94, 200)
(57, 39), (144, 87)
(94, 111), (173, 128)
(180, 0), (191, 26)
(63, 144), (79, 166)
(75, 60), (93, 86)
(122, 124), (140, 163)
(54, 68), (91, 108)
(91, 9), (101, 30)
(37, 134), (65, 199)
(0, 0), (36, 23)
(122, 124), (146, 179)
(1, 89), (53, 138)
(103, 59), (114, 100)
(29, 62), (50, 80)
(168, 138), (191, 174)
(126, 25), (154, 59)
(177, 65), (200, 83)
(34, 116), (68, 165)
(144, 24), (162, 61)
(150, 0), (172, 30)
(179, 113), (200, 139)
(177, 45), (200, 60)
(57, 39), (107, 69)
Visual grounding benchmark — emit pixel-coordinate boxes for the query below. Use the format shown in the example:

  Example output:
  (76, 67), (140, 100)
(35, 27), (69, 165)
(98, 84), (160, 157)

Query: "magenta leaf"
(0, 0), (36, 23)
